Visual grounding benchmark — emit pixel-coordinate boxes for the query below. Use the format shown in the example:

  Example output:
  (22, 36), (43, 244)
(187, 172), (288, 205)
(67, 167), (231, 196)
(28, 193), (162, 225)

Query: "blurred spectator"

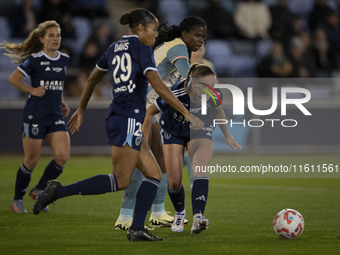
(41, 0), (76, 39)
(284, 15), (308, 49)
(78, 40), (101, 71)
(73, 0), (109, 20)
(287, 36), (316, 78)
(311, 27), (337, 77)
(269, 0), (294, 41)
(201, 0), (236, 39)
(320, 9), (340, 62)
(9, 0), (37, 38)
(234, 0), (272, 40)
(308, 0), (334, 30)
(87, 22), (116, 56)
(66, 70), (101, 98)
(257, 41), (292, 78)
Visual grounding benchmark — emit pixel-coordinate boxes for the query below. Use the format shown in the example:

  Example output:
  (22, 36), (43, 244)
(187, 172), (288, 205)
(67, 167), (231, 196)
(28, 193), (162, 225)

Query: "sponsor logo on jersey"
(23, 59), (30, 68)
(40, 80), (64, 90)
(45, 66), (51, 71)
(40, 61), (50, 66)
(55, 119), (65, 125)
(52, 67), (63, 73)
(114, 81), (136, 93)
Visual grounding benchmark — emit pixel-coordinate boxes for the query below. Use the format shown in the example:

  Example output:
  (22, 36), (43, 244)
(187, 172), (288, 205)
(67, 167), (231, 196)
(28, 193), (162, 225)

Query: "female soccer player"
(143, 64), (241, 234)
(0, 20), (71, 214)
(33, 9), (203, 241)
(115, 16), (207, 229)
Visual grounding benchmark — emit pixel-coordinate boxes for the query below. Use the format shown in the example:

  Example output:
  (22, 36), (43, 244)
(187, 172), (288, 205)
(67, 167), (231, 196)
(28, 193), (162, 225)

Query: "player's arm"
(8, 69), (45, 97)
(173, 58), (190, 78)
(146, 70), (203, 130)
(68, 67), (106, 134)
(215, 107), (241, 150)
(142, 104), (160, 142)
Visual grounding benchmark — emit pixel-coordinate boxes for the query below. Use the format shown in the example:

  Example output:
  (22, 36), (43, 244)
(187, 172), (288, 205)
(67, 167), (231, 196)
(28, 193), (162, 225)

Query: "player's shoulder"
(171, 79), (187, 97)
(59, 51), (70, 60)
(166, 38), (186, 48)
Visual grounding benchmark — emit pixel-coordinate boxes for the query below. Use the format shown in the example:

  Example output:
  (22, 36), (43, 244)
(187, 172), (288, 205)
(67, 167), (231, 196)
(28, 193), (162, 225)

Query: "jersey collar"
(41, 50), (60, 61)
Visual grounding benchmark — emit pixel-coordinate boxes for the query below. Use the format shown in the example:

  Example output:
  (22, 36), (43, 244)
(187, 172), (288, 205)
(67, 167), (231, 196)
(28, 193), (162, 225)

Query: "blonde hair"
(0, 20), (60, 63)
(184, 64), (215, 95)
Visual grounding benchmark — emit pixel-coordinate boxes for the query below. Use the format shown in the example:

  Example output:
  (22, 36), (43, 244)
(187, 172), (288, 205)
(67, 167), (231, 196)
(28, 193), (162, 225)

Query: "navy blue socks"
(35, 159), (64, 190)
(55, 174), (118, 199)
(131, 177), (160, 230)
(191, 176), (209, 215)
(168, 184), (185, 212)
(14, 163), (32, 200)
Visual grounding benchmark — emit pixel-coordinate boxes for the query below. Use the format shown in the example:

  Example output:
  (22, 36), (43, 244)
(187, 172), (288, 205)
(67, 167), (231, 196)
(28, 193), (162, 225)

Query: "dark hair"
(119, 8), (156, 29)
(184, 64), (215, 95)
(153, 16), (206, 49)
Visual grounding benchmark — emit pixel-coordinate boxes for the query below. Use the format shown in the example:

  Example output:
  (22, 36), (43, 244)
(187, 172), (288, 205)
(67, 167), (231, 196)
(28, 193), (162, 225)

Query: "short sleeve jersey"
(155, 79), (223, 139)
(153, 38), (189, 87)
(18, 51), (70, 121)
(96, 35), (158, 122)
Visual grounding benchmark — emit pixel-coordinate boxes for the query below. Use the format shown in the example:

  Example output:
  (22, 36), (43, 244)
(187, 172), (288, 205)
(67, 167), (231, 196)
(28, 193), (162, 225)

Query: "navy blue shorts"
(106, 113), (143, 151)
(161, 127), (213, 146)
(22, 116), (68, 139)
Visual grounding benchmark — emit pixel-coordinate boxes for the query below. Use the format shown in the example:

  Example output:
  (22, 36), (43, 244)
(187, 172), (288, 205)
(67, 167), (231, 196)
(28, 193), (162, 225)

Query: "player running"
(0, 20), (71, 214)
(32, 9), (203, 241)
(115, 15), (207, 230)
(142, 64), (241, 234)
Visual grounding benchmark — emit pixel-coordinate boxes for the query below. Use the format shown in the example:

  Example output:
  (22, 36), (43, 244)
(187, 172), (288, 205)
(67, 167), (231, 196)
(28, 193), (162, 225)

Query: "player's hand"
(225, 135), (241, 150)
(31, 86), (46, 97)
(189, 114), (204, 130)
(67, 109), (84, 135)
(61, 101), (70, 118)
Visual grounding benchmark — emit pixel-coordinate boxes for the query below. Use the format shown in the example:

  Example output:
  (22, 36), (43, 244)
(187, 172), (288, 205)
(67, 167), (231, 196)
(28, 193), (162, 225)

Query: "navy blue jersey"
(155, 79), (222, 139)
(18, 51), (70, 121)
(96, 35), (158, 122)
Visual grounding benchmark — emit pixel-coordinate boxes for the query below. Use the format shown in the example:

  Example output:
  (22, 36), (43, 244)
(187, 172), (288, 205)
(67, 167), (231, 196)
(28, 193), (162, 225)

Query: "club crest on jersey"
(32, 124), (39, 135)
(23, 59), (30, 68)
(135, 136), (142, 146)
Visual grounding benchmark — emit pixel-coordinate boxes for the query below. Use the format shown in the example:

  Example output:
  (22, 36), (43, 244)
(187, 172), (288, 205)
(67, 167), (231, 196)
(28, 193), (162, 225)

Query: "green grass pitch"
(0, 154), (339, 255)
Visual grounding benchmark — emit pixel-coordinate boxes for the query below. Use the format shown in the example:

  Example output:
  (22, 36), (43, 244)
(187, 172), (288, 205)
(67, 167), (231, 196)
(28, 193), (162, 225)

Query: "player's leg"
(33, 144), (138, 215)
(149, 122), (173, 226)
(115, 168), (143, 230)
(31, 131), (69, 195)
(127, 138), (163, 241)
(188, 138), (212, 234)
(162, 143), (186, 232)
(12, 135), (42, 213)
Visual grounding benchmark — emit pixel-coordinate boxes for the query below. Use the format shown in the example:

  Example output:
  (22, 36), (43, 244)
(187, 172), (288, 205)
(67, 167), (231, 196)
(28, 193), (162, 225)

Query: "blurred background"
(0, 0), (339, 155)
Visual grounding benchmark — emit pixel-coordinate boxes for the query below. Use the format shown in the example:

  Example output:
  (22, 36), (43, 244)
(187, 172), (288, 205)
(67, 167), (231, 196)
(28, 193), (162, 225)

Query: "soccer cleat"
(171, 210), (186, 232)
(33, 180), (61, 215)
(114, 218), (154, 231)
(115, 218), (133, 230)
(191, 214), (209, 234)
(11, 199), (28, 213)
(127, 228), (163, 241)
(149, 211), (188, 227)
(29, 188), (49, 212)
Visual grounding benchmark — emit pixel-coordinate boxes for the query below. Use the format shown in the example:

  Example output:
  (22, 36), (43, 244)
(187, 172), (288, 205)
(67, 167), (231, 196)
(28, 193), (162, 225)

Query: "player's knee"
(168, 178), (182, 191)
(116, 175), (131, 190)
(24, 156), (39, 170)
(54, 152), (69, 166)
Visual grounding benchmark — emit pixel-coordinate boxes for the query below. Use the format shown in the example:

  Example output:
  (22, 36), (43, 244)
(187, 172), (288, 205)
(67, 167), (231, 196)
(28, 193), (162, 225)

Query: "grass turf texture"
(0, 155), (339, 255)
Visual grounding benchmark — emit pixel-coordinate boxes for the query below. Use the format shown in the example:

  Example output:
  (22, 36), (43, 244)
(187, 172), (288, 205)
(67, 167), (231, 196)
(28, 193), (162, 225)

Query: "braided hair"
(153, 16), (206, 49)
